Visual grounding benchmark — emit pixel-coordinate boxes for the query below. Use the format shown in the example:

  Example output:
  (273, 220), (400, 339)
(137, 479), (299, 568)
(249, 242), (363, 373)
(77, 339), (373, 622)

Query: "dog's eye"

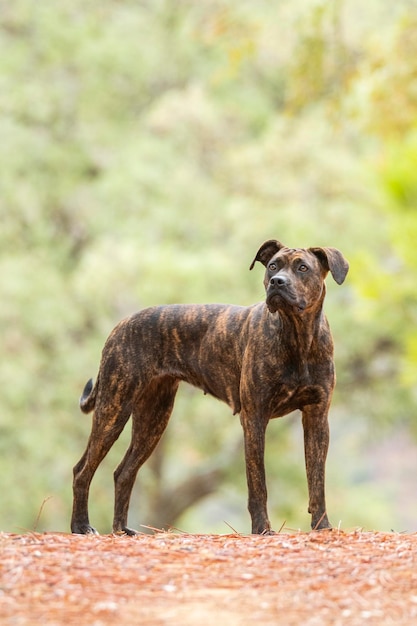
(298, 264), (309, 272)
(268, 263), (277, 272)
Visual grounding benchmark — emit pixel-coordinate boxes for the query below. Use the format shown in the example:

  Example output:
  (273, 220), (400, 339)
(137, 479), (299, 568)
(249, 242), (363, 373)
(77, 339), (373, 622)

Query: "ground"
(1, 530), (417, 625)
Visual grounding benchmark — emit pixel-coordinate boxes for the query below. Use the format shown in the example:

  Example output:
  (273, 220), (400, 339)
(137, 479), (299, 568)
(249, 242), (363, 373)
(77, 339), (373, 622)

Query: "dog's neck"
(269, 293), (328, 358)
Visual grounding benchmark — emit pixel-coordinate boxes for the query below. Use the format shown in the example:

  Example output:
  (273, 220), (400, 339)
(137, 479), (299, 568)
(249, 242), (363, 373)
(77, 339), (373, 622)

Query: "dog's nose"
(270, 274), (288, 287)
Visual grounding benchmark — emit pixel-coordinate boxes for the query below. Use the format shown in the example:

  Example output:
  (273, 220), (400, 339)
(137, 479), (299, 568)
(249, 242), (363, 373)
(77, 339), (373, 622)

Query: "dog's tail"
(79, 377), (98, 414)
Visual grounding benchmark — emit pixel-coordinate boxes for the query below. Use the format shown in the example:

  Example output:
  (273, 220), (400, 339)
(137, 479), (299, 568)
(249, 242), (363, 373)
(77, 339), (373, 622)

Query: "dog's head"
(250, 240), (349, 314)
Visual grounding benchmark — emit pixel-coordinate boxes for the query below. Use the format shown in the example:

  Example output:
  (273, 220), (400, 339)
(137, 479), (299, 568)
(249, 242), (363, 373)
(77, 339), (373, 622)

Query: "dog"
(71, 239), (348, 535)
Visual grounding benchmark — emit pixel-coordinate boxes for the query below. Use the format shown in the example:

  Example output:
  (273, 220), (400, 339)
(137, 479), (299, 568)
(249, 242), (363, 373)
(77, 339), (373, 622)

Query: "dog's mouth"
(266, 291), (307, 314)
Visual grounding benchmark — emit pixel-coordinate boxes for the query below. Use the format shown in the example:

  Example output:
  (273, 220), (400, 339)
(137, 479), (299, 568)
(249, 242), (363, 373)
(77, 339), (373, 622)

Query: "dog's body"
(71, 240), (348, 535)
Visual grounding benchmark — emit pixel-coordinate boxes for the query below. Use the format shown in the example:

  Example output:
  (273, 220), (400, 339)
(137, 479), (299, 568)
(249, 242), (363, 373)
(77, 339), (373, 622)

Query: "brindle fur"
(71, 240), (349, 535)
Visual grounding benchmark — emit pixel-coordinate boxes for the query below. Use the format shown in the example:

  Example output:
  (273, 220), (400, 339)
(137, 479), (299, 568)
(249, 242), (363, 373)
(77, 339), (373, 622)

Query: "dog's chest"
(266, 381), (326, 417)
(246, 350), (332, 418)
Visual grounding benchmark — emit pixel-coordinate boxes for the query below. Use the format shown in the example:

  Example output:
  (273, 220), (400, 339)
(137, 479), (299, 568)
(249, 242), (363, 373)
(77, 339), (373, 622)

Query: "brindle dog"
(71, 239), (348, 535)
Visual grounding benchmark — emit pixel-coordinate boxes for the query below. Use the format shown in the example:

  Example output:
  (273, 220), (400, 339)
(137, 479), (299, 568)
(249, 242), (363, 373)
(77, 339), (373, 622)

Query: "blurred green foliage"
(1, 0), (416, 535)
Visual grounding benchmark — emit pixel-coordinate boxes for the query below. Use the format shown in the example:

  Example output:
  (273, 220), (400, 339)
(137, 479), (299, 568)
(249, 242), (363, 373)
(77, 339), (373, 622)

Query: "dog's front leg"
(240, 413), (272, 534)
(302, 404), (332, 530)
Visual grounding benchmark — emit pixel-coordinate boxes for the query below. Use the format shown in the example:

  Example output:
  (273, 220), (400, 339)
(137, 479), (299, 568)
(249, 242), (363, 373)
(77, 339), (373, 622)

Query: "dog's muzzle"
(267, 274), (306, 313)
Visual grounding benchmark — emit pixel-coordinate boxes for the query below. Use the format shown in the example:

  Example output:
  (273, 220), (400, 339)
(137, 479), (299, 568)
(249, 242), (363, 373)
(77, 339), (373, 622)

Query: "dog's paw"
(113, 526), (140, 537)
(310, 511), (332, 531)
(71, 523), (99, 535)
(252, 523), (275, 535)
(312, 520), (332, 531)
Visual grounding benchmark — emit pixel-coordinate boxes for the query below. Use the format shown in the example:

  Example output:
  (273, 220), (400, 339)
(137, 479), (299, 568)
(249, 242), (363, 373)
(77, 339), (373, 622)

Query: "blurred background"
(1, 0), (417, 535)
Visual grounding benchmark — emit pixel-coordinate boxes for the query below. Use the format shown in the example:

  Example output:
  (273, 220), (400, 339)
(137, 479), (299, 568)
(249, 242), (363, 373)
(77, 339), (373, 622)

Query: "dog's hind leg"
(71, 405), (132, 535)
(112, 375), (180, 535)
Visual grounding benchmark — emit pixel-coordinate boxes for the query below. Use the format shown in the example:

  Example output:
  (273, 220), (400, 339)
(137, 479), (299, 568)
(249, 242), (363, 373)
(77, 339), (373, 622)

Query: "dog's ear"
(249, 240), (286, 270)
(309, 247), (349, 285)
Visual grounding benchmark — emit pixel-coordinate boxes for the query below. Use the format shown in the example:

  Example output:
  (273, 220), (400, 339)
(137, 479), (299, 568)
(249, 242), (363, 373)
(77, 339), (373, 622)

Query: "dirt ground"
(1, 529), (417, 625)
